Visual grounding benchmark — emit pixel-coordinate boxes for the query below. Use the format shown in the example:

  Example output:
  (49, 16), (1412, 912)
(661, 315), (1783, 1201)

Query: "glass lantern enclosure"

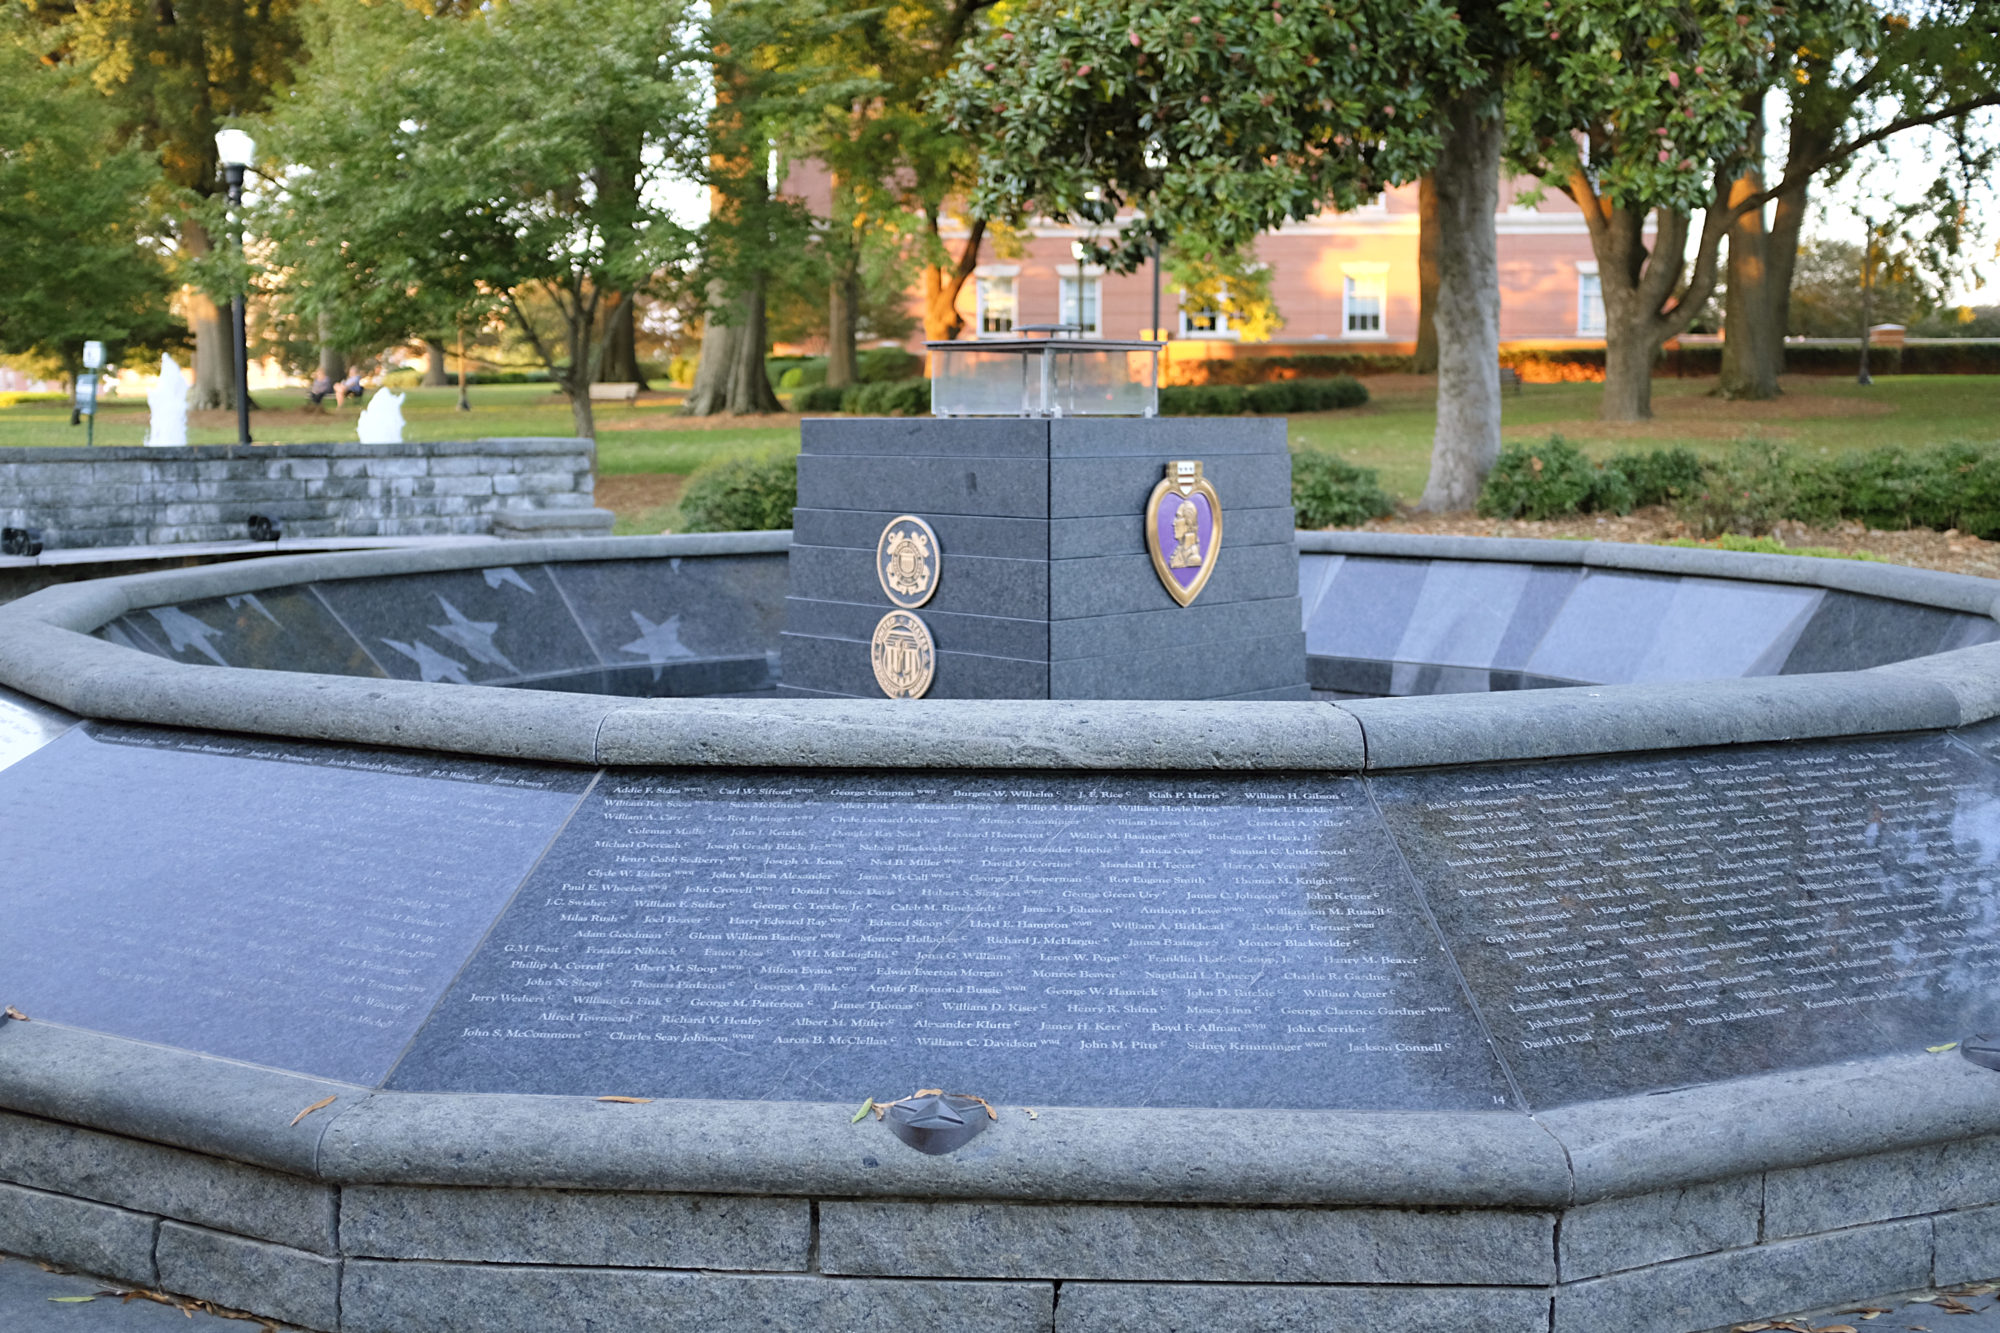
(928, 333), (1161, 417)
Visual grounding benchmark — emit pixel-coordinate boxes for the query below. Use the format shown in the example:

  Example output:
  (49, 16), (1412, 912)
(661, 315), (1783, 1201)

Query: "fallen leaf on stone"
(49, 1295), (95, 1303)
(851, 1098), (875, 1124)
(1934, 1296), (1976, 1314)
(3, 1006), (27, 1021)
(1928, 1042), (1960, 1053)
(595, 1096), (652, 1104)
(288, 1095), (336, 1127)
(1023, 1107), (1039, 1120)
(1814, 1324), (1858, 1332)
(1733, 1323), (1774, 1331)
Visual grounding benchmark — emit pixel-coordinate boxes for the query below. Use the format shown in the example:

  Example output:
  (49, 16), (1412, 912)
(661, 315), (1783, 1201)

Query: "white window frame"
(1056, 266), (1102, 336)
(1177, 290), (1234, 338)
(974, 266), (1020, 337)
(1341, 263), (1389, 340)
(1576, 261), (1606, 336)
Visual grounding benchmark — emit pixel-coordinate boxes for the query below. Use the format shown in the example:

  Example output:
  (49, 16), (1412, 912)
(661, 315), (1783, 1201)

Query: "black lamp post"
(214, 127), (256, 446)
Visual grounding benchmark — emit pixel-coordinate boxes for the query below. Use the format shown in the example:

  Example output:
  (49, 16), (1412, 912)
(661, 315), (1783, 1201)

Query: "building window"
(1179, 301), (1230, 336)
(976, 274), (1016, 335)
(1577, 270), (1606, 336)
(1059, 273), (1101, 335)
(1343, 273), (1385, 336)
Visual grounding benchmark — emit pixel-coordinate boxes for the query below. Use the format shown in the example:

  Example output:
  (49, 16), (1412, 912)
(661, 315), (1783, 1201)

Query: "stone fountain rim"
(0, 530), (1994, 772)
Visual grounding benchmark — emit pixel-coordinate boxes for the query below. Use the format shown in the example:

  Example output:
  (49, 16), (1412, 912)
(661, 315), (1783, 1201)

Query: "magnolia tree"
(1503, 0), (1777, 421)
(936, 0), (1492, 502)
(1717, 0), (2000, 399)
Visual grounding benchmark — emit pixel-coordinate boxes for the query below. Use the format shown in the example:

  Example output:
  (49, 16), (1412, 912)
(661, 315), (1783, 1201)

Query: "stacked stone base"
(6, 1103), (1999, 1332)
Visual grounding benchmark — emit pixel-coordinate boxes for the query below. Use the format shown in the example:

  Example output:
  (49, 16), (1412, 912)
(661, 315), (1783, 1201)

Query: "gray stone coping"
(4, 436), (588, 464)
(2, 1016), (1992, 1212)
(1, 531), (1998, 770)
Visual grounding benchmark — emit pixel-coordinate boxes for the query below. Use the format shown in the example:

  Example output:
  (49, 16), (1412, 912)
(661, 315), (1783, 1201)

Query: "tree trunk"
(423, 339), (450, 387)
(317, 342), (345, 385)
(922, 213), (986, 342)
(1764, 174), (1812, 366)
(1414, 173), (1441, 375)
(827, 266), (859, 389)
(686, 281), (783, 415)
(1416, 94), (1503, 513)
(1602, 318), (1659, 419)
(602, 294), (648, 387)
(181, 218), (234, 410)
(1718, 108), (1779, 401)
(1578, 191), (1727, 423)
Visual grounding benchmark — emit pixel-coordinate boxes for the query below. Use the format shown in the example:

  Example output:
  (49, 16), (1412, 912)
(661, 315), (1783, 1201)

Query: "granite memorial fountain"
(4, 337), (2000, 1332)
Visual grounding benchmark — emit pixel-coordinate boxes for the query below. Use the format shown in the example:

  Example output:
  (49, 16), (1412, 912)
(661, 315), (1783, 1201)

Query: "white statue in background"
(144, 354), (189, 448)
(355, 389), (406, 445)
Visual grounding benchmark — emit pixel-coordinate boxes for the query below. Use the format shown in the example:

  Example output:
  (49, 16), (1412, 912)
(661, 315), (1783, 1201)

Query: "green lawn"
(0, 383), (802, 476)
(5, 374), (1995, 519)
(1286, 373), (2000, 501)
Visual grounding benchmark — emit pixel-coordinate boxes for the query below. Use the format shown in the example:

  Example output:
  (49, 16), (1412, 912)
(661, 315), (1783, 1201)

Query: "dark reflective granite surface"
(0, 725), (591, 1084)
(11, 706), (2000, 1109)
(1373, 731), (2000, 1106)
(388, 771), (1512, 1110)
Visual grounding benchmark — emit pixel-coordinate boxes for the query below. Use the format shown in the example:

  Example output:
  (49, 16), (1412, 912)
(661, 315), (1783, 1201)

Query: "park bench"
(589, 381), (640, 405)
(1498, 365), (1522, 395)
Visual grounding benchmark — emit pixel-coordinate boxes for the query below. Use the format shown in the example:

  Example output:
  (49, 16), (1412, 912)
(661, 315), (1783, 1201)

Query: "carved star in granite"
(379, 637), (471, 684)
(225, 593), (282, 627)
(427, 596), (518, 674)
(618, 611), (693, 682)
(483, 566), (535, 595)
(147, 606), (229, 666)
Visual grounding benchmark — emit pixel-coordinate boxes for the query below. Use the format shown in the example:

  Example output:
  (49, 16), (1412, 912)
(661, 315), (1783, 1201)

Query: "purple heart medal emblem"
(1144, 460), (1223, 607)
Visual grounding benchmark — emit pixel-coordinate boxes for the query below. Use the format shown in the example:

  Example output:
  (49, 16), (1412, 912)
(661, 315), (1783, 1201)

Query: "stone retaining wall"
(0, 438), (594, 549)
(3, 1025), (1999, 1333)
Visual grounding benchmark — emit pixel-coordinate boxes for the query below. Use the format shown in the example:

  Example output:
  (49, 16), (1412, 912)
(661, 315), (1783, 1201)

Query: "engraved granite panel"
(1781, 591), (1985, 675)
(314, 565), (598, 686)
(0, 725), (590, 1084)
(1050, 454), (1293, 520)
(1048, 416), (1285, 459)
(1305, 557), (1428, 662)
(1047, 597), (1303, 663)
(0, 685), (77, 774)
(135, 588), (384, 677)
(546, 556), (787, 676)
(789, 544), (1048, 620)
(795, 455), (1048, 519)
(784, 599), (1048, 663)
(802, 417), (1051, 459)
(1052, 506), (1296, 561)
(1371, 731), (2000, 1107)
(388, 771), (1513, 1111)
(1051, 631), (1309, 700)
(776, 634), (1048, 699)
(1050, 544), (1301, 621)
(791, 510), (1048, 562)
(1526, 572), (1820, 685)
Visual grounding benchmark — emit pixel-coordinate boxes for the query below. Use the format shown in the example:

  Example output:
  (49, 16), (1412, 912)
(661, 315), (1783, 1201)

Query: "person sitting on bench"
(336, 370), (364, 407)
(306, 372), (336, 410)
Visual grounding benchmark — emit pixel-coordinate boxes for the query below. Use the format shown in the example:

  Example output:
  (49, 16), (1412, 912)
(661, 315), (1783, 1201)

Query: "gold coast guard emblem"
(1145, 460), (1223, 607)
(870, 610), (936, 699)
(876, 515), (939, 609)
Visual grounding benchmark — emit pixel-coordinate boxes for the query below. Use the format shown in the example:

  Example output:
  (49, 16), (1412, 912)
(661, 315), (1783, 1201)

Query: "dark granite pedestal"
(781, 417), (1309, 700)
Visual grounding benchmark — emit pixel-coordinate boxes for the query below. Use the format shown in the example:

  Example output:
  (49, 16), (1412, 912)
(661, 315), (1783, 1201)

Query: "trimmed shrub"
(793, 384), (846, 412)
(675, 454), (798, 533)
(857, 347), (924, 382)
(1477, 436), (1626, 519)
(1674, 441), (1799, 537)
(1161, 377), (1365, 415)
(1175, 353), (1413, 384)
(841, 378), (931, 415)
(1292, 451), (1396, 529)
(1604, 447), (1705, 508)
(778, 359), (828, 390)
(1159, 384), (1250, 415)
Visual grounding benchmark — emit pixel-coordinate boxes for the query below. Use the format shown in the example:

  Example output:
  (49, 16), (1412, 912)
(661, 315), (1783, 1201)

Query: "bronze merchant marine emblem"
(1145, 460), (1222, 607)
(876, 515), (939, 609)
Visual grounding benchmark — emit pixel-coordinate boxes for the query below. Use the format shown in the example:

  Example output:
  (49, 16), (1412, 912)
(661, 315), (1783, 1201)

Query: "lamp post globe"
(214, 128), (256, 447)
